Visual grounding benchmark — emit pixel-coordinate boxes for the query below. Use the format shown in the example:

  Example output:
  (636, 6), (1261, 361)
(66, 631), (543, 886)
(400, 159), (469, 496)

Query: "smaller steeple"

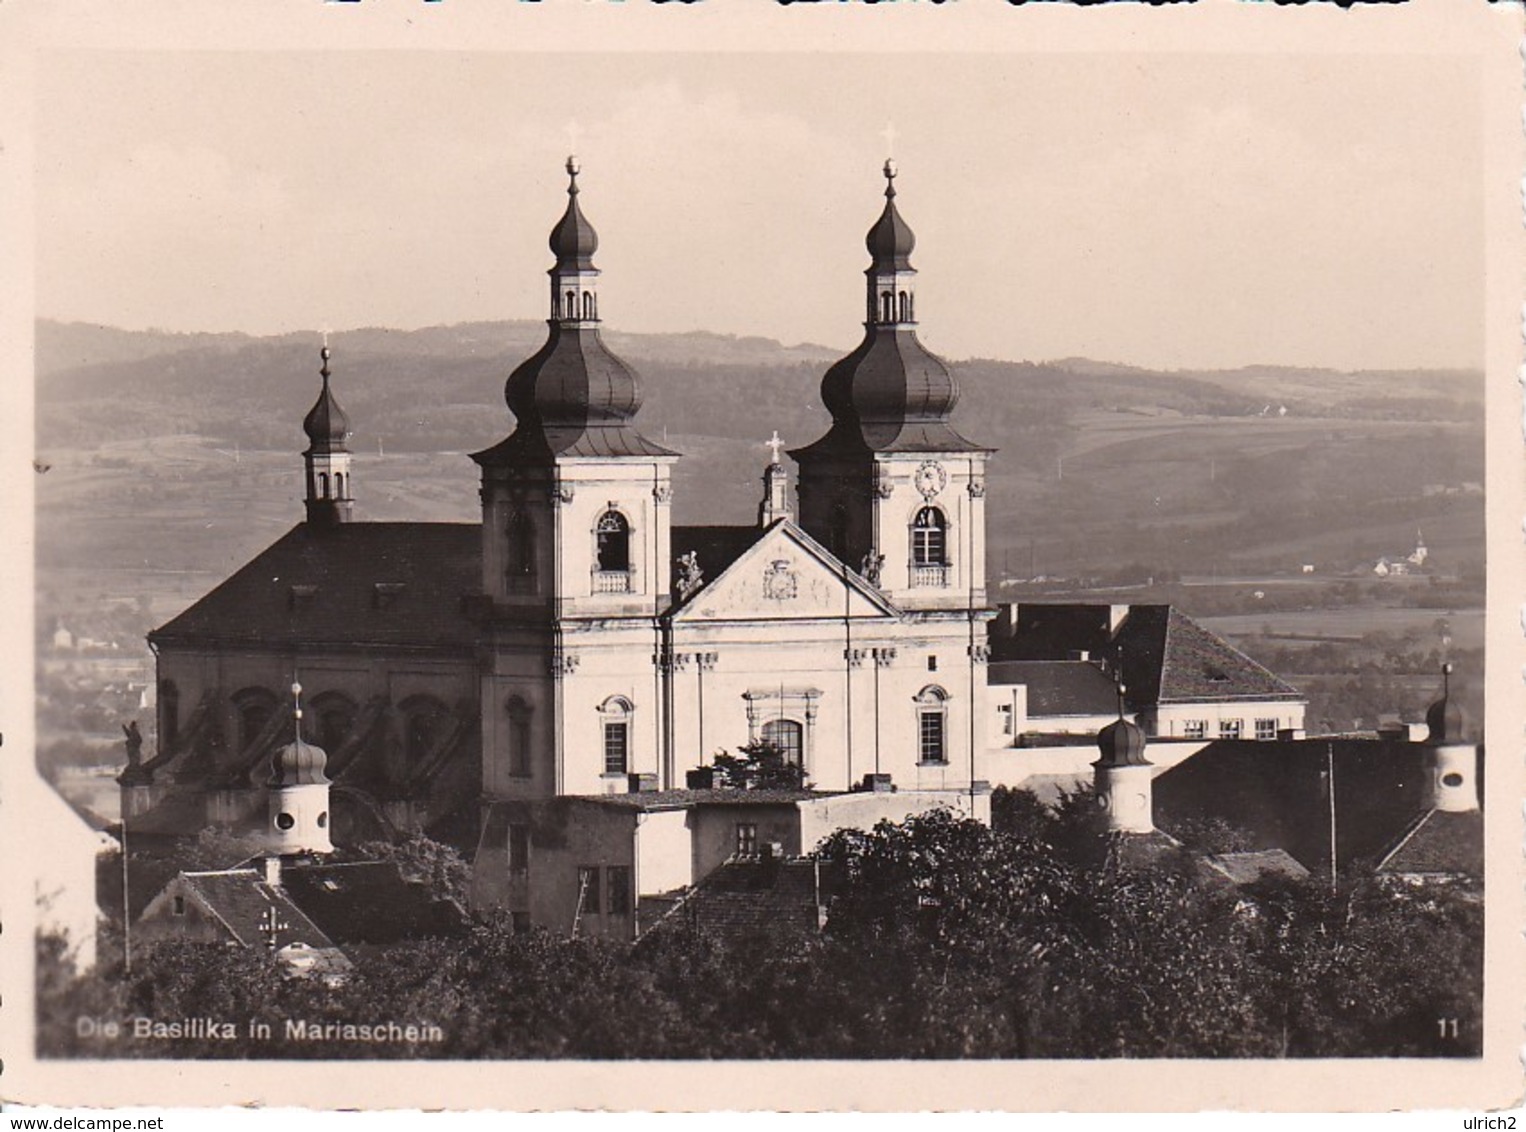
(1423, 663), (1479, 813)
(303, 340), (354, 525)
(1093, 665), (1154, 834)
(266, 680), (333, 855)
(759, 430), (792, 527)
(865, 159), (917, 326)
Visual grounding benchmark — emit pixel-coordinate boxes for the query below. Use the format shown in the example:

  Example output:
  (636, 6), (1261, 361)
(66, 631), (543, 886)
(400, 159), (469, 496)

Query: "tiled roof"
(987, 660), (1119, 716)
(1200, 849), (1310, 886)
(180, 870), (335, 951)
(656, 858), (838, 941)
(989, 604), (1301, 707)
(278, 860), (469, 944)
(1376, 810), (1483, 878)
(150, 522), (480, 650)
(575, 788), (832, 812)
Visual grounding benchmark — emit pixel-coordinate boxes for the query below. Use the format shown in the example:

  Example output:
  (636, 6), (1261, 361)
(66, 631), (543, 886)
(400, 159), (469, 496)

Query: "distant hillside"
(33, 319), (1485, 583)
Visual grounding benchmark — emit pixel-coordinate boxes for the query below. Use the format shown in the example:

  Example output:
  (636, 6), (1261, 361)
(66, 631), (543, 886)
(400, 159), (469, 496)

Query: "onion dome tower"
(473, 157), (677, 468)
(1422, 663), (1478, 813)
(1093, 676), (1154, 834)
(302, 343), (354, 525)
(266, 681), (333, 855)
(790, 161), (992, 612)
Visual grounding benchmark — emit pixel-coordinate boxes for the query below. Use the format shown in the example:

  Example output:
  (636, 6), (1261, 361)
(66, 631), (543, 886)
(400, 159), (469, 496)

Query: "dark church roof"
(987, 660), (1119, 716)
(670, 524), (769, 587)
(149, 522), (480, 651)
(1199, 849), (1310, 886)
(991, 604), (1303, 707)
(1376, 810), (1483, 879)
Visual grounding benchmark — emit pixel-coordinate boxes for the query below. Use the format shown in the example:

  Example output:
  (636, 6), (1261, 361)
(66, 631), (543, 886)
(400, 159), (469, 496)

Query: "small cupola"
(866, 159), (916, 274)
(1423, 663), (1479, 814)
(1424, 662), (1468, 745)
(758, 429), (792, 527)
(266, 681), (333, 855)
(1093, 673), (1154, 834)
(302, 345), (351, 453)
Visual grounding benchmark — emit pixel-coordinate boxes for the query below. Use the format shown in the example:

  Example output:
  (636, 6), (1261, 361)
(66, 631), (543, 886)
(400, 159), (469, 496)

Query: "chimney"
(861, 773), (894, 793)
(685, 767), (716, 790)
(262, 855), (283, 887)
(627, 772), (659, 794)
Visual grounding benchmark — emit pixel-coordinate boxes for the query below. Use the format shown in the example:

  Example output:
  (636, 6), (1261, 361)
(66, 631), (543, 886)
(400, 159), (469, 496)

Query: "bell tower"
(472, 158), (679, 800)
(791, 162), (992, 612)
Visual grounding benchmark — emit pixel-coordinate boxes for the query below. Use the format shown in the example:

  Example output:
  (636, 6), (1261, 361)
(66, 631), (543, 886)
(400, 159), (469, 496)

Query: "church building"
(127, 158), (1321, 937)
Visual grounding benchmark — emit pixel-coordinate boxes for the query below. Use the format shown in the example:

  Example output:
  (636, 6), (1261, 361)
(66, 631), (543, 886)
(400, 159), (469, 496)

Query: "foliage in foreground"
(41, 810), (1481, 1060)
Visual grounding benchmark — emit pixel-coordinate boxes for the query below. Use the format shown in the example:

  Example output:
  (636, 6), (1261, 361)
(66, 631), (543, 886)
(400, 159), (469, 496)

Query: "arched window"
(317, 472), (329, 498)
(912, 507), (947, 566)
(308, 692), (357, 756)
(159, 680), (180, 752)
(565, 290), (577, 319)
(881, 291), (894, 323)
(914, 686), (949, 765)
(505, 511), (535, 589)
(898, 291), (910, 322)
(232, 687), (280, 754)
(334, 472), (345, 498)
(595, 510), (631, 573)
(506, 695), (533, 777)
(582, 291), (595, 320)
(598, 696), (633, 775)
(400, 696), (450, 764)
(829, 500), (850, 562)
(760, 718), (804, 769)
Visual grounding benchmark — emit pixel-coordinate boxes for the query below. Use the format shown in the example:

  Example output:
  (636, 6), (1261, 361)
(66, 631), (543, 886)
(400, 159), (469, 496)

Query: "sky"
(35, 50), (1483, 372)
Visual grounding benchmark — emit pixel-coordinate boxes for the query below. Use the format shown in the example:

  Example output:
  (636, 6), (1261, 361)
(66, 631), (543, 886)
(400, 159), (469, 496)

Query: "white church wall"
(634, 808), (692, 897)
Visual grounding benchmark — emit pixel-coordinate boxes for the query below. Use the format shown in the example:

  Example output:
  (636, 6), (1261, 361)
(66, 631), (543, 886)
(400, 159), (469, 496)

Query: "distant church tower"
(472, 158), (680, 798)
(303, 344), (354, 525)
(266, 681), (333, 855)
(790, 162), (993, 612)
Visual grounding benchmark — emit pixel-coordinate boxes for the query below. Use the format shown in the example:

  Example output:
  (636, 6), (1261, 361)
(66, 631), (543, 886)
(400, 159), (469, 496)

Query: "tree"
(711, 739), (805, 790)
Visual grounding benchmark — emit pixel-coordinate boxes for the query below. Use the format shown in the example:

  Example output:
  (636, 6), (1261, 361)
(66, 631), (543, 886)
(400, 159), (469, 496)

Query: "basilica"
(126, 159), (1336, 938)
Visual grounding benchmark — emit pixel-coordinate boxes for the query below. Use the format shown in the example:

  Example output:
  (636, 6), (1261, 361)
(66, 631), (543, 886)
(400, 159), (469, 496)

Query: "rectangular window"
(607, 866), (631, 916)
(508, 824), (530, 875)
(603, 721), (629, 775)
(577, 866), (601, 916)
(173, 895), (186, 916)
(736, 822), (758, 856)
(919, 711), (947, 764)
(1219, 719), (1243, 740)
(1183, 720), (1207, 740)
(1255, 718), (1278, 741)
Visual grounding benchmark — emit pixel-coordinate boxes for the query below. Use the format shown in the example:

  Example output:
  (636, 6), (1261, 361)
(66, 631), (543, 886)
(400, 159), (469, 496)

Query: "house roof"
(991, 604), (1302, 707)
(149, 522), (481, 651)
(987, 660), (1119, 717)
(277, 860), (469, 944)
(1200, 849), (1311, 886)
(1376, 809), (1483, 878)
(174, 858), (468, 951)
(574, 787), (833, 813)
(179, 870), (335, 951)
(653, 858), (839, 942)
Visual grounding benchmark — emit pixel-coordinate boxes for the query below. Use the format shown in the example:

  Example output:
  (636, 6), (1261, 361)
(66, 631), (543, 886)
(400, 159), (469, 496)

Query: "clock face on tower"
(914, 461), (947, 499)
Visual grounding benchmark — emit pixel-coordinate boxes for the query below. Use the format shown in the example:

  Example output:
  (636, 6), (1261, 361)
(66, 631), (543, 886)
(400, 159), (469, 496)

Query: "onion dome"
(548, 157), (598, 270)
(1094, 716), (1149, 768)
(866, 160), (916, 271)
(1425, 692), (1467, 745)
(268, 737), (330, 788)
(302, 347), (351, 453)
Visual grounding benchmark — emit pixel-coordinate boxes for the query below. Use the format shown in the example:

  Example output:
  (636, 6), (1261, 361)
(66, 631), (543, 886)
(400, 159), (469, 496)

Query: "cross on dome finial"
(882, 157), (898, 199)
(291, 679), (303, 740)
(319, 335), (331, 381)
(766, 430), (785, 466)
(566, 155), (581, 193)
